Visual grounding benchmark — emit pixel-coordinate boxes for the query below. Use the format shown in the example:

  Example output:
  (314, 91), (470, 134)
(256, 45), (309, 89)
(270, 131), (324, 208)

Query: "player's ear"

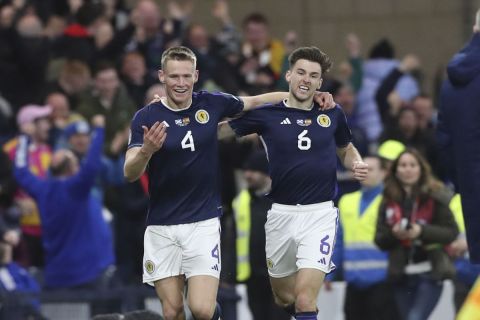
(285, 70), (292, 83)
(158, 70), (165, 84)
(194, 70), (199, 83)
(318, 78), (323, 90)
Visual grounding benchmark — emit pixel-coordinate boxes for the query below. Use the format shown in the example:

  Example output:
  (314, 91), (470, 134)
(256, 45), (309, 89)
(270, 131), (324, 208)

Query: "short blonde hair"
(161, 46), (197, 70)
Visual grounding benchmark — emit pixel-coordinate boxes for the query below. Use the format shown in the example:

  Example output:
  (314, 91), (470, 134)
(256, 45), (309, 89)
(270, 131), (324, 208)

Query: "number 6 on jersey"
(181, 130), (195, 151)
(298, 130), (311, 150)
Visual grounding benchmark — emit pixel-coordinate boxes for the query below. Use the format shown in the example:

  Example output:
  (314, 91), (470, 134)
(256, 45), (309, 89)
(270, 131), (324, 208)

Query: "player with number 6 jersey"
(228, 47), (369, 320)
(124, 46), (335, 320)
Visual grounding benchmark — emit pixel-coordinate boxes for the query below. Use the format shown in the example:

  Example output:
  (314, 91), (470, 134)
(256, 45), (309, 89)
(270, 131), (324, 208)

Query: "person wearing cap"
(13, 115), (115, 290)
(377, 139), (406, 172)
(328, 155), (399, 320)
(2, 104), (53, 267)
(232, 151), (290, 320)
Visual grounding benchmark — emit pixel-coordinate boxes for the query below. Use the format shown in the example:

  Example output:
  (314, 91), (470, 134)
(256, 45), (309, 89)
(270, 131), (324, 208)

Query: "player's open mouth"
(174, 89), (188, 93)
(299, 86), (309, 93)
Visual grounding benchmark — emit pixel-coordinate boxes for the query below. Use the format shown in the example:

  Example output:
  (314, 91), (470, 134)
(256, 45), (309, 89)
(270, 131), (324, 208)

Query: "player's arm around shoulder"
(336, 143), (368, 181)
(240, 91), (335, 111)
(124, 121), (167, 182)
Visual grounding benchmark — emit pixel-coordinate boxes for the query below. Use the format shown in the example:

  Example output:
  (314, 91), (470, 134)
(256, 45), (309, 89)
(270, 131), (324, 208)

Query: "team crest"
(175, 117), (190, 126)
(266, 258), (274, 269)
(317, 114), (331, 127)
(296, 119), (312, 127)
(145, 260), (155, 274)
(195, 109), (210, 124)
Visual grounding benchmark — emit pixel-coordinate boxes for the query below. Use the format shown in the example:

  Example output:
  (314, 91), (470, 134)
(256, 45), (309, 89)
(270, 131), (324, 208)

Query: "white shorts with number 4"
(143, 217), (221, 286)
(265, 201), (338, 278)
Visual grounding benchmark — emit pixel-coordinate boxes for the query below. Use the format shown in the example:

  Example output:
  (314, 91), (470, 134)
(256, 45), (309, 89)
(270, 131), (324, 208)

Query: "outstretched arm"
(124, 122), (167, 182)
(240, 91), (335, 111)
(336, 143), (368, 181)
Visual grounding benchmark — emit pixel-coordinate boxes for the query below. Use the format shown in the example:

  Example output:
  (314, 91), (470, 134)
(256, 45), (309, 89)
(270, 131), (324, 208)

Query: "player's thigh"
(143, 226), (182, 285)
(154, 275), (185, 312)
(296, 207), (338, 273)
(186, 275), (219, 317)
(269, 273), (297, 306)
(182, 218), (221, 279)
(265, 210), (297, 278)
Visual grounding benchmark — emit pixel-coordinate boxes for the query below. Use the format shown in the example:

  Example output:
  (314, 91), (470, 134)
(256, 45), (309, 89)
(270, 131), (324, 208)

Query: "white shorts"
(265, 201), (338, 278)
(143, 217), (221, 286)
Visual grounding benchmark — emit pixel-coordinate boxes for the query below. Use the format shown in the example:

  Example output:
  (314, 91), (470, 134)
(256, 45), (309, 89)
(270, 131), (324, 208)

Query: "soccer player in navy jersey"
(227, 47), (369, 320)
(123, 46), (334, 320)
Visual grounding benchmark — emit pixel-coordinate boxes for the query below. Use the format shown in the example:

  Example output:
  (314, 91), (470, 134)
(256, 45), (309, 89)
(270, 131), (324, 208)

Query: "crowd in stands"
(0, 0), (478, 319)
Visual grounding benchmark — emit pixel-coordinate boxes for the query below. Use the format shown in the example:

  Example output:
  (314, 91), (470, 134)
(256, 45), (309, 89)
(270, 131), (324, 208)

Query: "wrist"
(140, 146), (154, 158)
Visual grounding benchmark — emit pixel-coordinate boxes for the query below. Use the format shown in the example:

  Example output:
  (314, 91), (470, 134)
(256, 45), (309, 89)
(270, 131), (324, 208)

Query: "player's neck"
(284, 95), (314, 111)
(161, 97), (192, 111)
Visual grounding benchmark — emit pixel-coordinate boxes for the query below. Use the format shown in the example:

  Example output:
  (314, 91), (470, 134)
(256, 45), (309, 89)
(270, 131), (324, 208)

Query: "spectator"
(375, 149), (458, 320)
(238, 13), (285, 94)
(77, 62), (135, 157)
(0, 241), (43, 320)
(331, 156), (399, 320)
(13, 115), (115, 289)
(233, 151), (290, 320)
(3, 105), (53, 268)
(120, 51), (156, 107)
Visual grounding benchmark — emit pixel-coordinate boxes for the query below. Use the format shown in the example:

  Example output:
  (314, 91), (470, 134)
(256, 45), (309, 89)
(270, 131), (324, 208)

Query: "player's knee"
(272, 290), (295, 307)
(295, 291), (317, 312)
(162, 302), (184, 320)
(189, 301), (215, 320)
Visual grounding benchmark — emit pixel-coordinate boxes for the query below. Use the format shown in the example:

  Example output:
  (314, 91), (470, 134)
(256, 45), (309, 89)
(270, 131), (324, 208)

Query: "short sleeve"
(334, 106), (353, 147)
(207, 91), (244, 119)
(228, 109), (265, 137)
(127, 109), (145, 149)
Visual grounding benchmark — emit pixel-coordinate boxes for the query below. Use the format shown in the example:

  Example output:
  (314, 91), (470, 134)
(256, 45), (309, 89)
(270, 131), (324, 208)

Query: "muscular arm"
(336, 142), (368, 181)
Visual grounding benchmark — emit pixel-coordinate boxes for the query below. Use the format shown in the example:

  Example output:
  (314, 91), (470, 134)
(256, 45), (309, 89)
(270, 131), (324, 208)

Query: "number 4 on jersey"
(181, 130), (195, 151)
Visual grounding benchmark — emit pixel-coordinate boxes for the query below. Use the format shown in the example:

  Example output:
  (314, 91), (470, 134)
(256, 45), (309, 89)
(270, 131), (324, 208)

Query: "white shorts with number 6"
(143, 217), (221, 286)
(265, 201), (338, 278)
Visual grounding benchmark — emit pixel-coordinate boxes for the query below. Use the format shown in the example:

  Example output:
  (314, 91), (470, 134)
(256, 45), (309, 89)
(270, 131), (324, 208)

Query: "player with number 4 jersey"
(124, 46), (335, 320)
(228, 47), (369, 320)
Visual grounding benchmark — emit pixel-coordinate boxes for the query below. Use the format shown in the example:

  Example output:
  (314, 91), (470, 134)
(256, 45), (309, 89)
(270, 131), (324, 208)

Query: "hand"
(314, 91), (335, 110)
(447, 238), (468, 258)
(148, 94), (163, 105)
(345, 33), (361, 57)
(212, 0), (231, 24)
(16, 198), (36, 216)
(399, 54), (420, 73)
(91, 115), (105, 128)
(141, 121), (167, 156)
(407, 223), (422, 240)
(323, 280), (333, 291)
(3, 230), (20, 246)
(352, 160), (368, 181)
(392, 222), (410, 240)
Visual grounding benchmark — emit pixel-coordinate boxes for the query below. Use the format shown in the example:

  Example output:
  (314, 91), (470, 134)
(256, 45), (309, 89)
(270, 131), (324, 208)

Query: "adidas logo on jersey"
(280, 118), (292, 124)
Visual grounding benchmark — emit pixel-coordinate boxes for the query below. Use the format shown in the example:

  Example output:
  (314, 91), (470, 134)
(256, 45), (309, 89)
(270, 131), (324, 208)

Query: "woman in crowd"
(375, 149), (458, 320)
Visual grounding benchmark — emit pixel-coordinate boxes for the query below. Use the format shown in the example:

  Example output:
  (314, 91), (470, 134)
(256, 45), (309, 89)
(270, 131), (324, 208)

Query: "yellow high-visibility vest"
(339, 191), (383, 245)
(232, 190), (251, 282)
(450, 193), (465, 233)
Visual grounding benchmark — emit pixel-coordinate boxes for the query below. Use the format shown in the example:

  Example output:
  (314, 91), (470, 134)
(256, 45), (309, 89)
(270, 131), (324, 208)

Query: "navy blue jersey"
(128, 91), (244, 225)
(229, 101), (352, 205)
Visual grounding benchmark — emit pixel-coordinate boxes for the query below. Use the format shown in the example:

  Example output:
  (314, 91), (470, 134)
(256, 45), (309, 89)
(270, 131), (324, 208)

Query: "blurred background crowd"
(0, 0), (479, 319)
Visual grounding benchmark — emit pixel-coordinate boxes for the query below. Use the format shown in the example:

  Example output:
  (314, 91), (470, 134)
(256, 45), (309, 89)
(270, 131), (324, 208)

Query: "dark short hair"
(288, 47), (332, 75)
(242, 13), (269, 28)
(93, 61), (117, 77)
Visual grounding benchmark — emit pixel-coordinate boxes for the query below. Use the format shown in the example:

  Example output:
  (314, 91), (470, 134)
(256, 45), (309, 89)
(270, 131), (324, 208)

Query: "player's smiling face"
(286, 59), (323, 103)
(159, 59), (198, 109)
